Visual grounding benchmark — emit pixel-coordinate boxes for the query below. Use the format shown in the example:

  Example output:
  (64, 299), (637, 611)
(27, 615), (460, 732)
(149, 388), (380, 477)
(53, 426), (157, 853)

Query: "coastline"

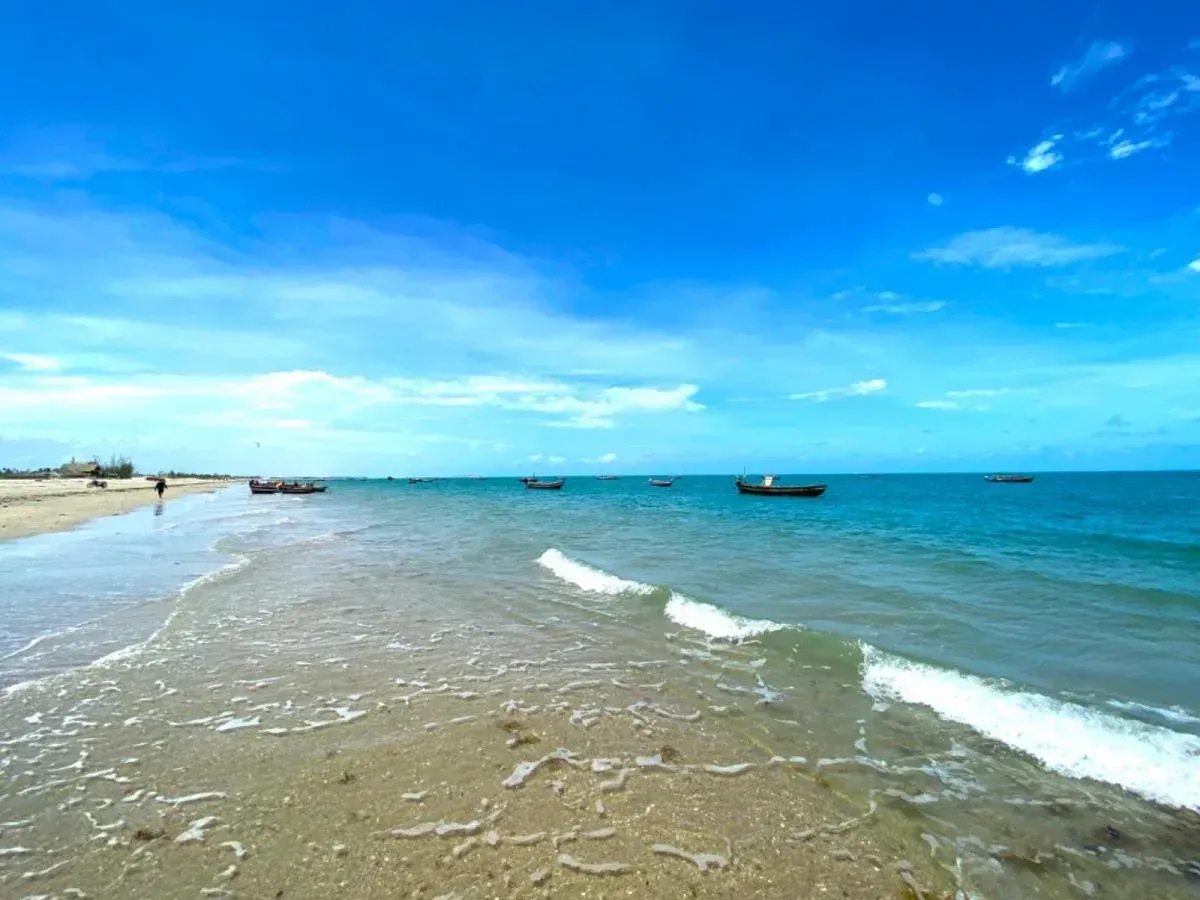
(0, 477), (238, 542)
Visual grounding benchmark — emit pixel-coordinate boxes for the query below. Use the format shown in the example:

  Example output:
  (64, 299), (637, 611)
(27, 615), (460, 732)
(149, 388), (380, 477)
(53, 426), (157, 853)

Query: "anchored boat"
(735, 474), (827, 497)
(525, 478), (565, 490)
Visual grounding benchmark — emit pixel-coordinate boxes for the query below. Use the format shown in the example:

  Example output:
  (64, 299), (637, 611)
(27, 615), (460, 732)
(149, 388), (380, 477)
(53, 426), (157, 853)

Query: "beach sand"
(0, 477), (235, 542)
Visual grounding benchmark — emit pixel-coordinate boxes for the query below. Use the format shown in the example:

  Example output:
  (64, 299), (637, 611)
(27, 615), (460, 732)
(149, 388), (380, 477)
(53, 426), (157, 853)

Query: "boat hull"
(525, 480), (565, 490)
(735, 480), (826, 497)
(984, 475), (1035, 483)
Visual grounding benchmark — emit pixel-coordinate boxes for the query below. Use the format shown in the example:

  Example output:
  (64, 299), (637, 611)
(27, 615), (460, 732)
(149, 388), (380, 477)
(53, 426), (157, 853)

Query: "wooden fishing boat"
(648, 478), (674, 487)
(279, 484), (316, 495)
(408, 477), (436, 484)
(525, 478), (565, 490)
(735, 475), (826, 497)
(249, 480), (280, 495)
(279, 481), (326, 495)
(984, 474), (1034, 483)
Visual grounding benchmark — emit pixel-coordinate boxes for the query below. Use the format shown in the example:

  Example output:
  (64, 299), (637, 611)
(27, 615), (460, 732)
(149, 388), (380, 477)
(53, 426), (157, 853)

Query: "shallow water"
(1, 475), (1198, 897)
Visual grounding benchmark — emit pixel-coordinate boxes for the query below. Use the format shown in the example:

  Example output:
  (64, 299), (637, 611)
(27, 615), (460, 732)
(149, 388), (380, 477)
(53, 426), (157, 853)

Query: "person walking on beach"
(155, 478), (167, 499)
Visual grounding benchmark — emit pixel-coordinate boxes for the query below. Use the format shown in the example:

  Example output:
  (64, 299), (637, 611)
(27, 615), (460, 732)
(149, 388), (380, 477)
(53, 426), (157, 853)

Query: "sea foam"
(860, 644), (1200, 811)
(537, 549), (654, 596)
(664, 593), (788, 641)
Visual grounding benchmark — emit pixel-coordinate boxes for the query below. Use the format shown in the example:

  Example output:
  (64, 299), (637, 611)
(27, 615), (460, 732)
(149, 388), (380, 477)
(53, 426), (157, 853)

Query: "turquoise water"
(2, 473), (1199, 896)
(339, 472), (1200, 720)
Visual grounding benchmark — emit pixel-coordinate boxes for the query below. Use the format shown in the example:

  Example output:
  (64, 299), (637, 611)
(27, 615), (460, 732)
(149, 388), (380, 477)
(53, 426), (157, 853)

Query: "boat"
(279, 482), (321, 495)
(408, 477), (437, 484)
(984, 474), (1035, 483)
(595, 475), (619, 481)
(249, 480), (281, 495)
(648, 478), (674, 487)
(735, 474), (827, 497)
(525, 478), (565, 490)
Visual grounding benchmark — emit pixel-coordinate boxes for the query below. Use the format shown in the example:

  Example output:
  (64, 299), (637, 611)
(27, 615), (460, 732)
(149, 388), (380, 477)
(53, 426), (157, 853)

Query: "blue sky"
(0, 1), (1198, 475)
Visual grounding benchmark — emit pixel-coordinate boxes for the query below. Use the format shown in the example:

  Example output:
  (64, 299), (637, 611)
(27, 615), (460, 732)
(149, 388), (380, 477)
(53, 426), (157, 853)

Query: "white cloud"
(1108, 137), (1162, 160)
(600, 452), (617, 464)
(1051, 41), (1130, 92)
(944, 388), (1013, 399)
(916, 400), (960, 411)
(1185, 258), (1200, 273)
(1008, 135), (1064, 174)
(915, 227), (1123, 268)
(1054, 321), (1092, 329)
(917, 400), (989, 412)
(790, 378), (886, 402)
(0, 367), (705, 440)
(0, 351), (62, 372)
(528, 454), (544, 463)
(863, 300), (946, 314)
(548, 455), (565, 465)
(927, 193), (944, 206)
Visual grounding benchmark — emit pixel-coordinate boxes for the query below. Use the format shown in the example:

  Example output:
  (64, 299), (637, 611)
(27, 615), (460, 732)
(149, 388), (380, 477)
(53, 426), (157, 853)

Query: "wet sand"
(0, 478), (235, 542)
(0, 575), (956, 899)
(3, 497), (1196, 899)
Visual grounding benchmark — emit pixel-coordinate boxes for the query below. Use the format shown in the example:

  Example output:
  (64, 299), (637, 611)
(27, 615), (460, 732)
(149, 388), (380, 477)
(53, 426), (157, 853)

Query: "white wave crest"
(860, 644), (1200, 811)
(1105, 699), (1200, 728)
(536, 549), (654, 596)
(664, 593), (788, 641)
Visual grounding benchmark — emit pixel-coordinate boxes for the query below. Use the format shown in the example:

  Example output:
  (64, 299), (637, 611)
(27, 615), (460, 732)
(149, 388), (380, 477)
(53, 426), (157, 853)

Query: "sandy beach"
(0, 477), (236, 542)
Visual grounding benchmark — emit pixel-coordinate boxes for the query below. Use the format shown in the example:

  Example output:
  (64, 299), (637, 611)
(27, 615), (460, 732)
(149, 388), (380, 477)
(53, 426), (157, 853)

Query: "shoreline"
(0, 477), (239, 542)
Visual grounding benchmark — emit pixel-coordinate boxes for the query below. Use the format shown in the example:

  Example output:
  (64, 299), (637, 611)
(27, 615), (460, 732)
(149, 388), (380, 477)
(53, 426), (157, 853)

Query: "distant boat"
(387, 476), (395, 481)
(408, 477), (437, 484)
(249, 479), (280, 495)
(525, 478), (565, 490)
(735, 474), (827, 497)
(984, 474), (1035, 483)
(595, 475), (619, 481)
(648, 478), (674, 487)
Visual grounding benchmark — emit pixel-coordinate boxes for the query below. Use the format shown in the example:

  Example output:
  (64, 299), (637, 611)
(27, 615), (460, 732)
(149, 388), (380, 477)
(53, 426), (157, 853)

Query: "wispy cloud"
(862, 300), (945, 315)
(916, 400), (960, 411)
(927, 193), (944, 207)
(1054, 322), (1093, 329)
(915, 227), (1123, 268)
(0, 369), (705, 432)
(945, 388), (1017, 399)
(1187, 258), (1200, 273)
(580, 451), (618, 465)
(1051, 40), (1130, 92)
(1104, 126), (1170, 160)
(1008, 135), (1064, 174)
(916, 399), (991, 412)
(790, 378), (886, 402)
(0, 351), (62, 372)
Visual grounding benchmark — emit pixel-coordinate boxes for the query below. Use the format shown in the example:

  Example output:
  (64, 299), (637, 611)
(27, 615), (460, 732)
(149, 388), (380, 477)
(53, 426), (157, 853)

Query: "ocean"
(1, 473), (1198, 898)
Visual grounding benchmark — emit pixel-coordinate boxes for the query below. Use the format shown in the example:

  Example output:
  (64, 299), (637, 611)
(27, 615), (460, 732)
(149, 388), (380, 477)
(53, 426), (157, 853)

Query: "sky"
(0, 1), (1198, 476)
